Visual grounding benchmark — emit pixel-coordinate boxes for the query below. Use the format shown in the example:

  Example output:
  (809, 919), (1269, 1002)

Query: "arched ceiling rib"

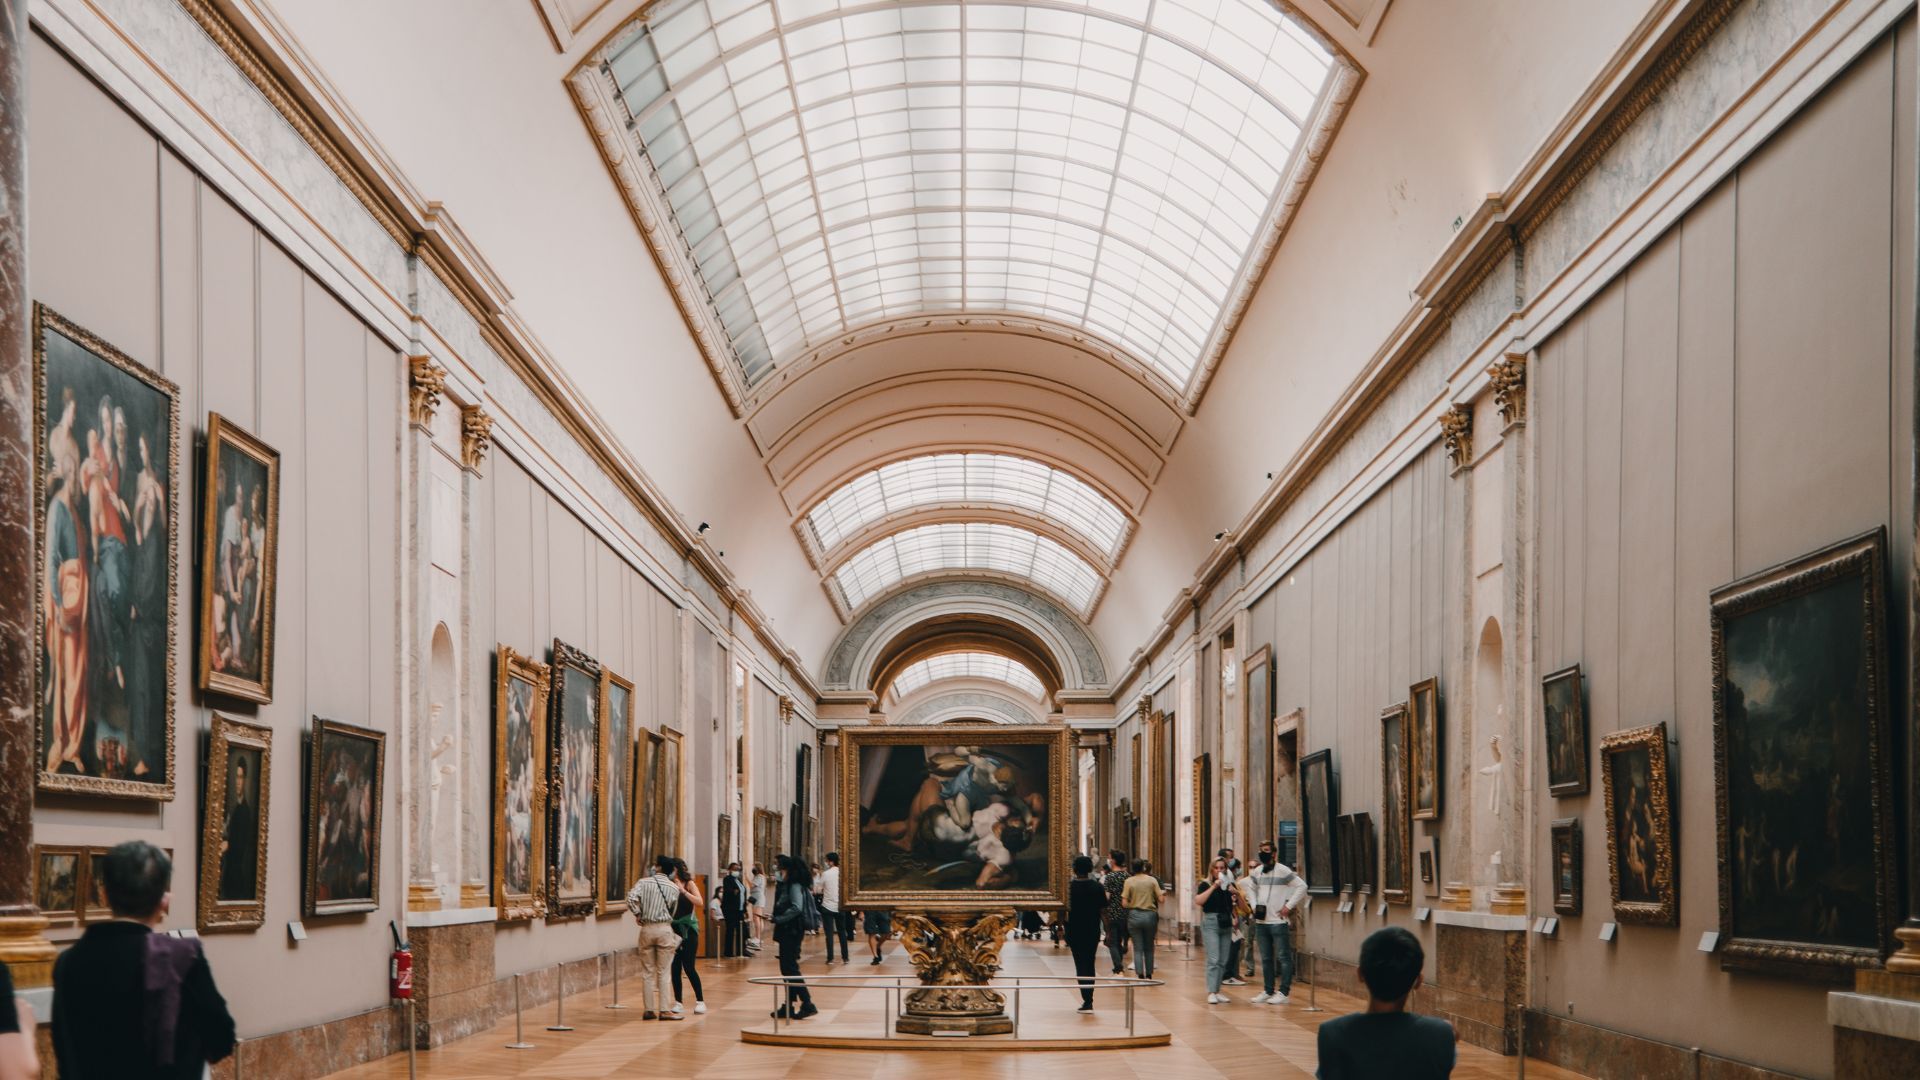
(887, 650), (1046, 701)
(829, 521), (1103, 618)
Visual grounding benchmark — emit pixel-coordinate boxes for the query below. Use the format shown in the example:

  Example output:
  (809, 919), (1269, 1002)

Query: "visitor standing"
(1246, 846), (1309, 1003)
(1101, 849), (1129, 973)
(1120, 859), (1160, 979)
(863, 907), (893, 965)
(1316, 926), (1455, 1079)
(1197, 856), (1240, 1004)
(668, 859), (706, 1015)
(770, 855), (819, 1020)
(625, 854), (685, 1021)
(721, 861), (748, 958)
(0, 937), (39, 1080)
(1065, 854), (1106, 1012)
(820, 852), (848, 964)
(749, 864), (768, 951)
(51, 841), (236, 1079)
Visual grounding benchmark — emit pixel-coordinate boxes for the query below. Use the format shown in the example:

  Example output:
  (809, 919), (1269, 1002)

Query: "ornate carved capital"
(408, 355), (447, 428)
(779, 695), (795, 725)
(1439, 404), (1474, 471)
(459, 404), (494, 470)
(1490, 355), (1528, 428)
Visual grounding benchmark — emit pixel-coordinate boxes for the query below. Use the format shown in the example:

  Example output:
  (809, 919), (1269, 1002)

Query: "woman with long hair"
(770, 854), (817, 1019)
(668, 859), (706, 1015)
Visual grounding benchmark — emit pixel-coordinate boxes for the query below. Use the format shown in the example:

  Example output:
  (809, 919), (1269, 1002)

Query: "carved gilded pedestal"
(893, 911), (1019, 1036)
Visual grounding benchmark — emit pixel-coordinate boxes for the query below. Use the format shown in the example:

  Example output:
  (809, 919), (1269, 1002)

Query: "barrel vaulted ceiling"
(567, 0), (1364, 639)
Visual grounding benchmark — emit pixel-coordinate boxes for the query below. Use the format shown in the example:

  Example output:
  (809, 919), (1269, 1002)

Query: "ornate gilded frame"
(33, 845), (82, 924)
(33, 303), (180, 800)
(546, 638), (602, 918)
(1600, 722), (1676, 926)
(303, 717), (386, 917)
(1380, 702), (1412, 904)
(1300, 747), (1338, 896)
(1542, 664), (1590, 796)
(493, 646), (550, 921)
(196, 413), (281, 703)
(752, 807), (782, 881)
(198, 714), (272, 931)
(82, 847), (116, 923)
(1242, 647), (1273, 848)
(840, 723), (1074, 912)
(1408, 676), (1441, 820)
(1709, 529), (1895, 976)
(1550, 818), (1582, 917)
(597, 666), (637, 915)
(1192, 753), (1211, 880)
(652, 727), (684, 862)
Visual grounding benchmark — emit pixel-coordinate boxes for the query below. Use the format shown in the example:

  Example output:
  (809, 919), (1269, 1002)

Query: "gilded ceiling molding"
(407, 355), (447, 429)
(459, 405), (494, 470)
(1490, 355), (1528, 429)
(1439, 404), (1474, 472)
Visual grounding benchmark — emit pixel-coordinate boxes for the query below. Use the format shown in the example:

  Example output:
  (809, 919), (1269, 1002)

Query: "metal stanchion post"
(406, 998), (418, 1080)
(1517, 1009), (1528, 1080)
(1013, 986), (1021, 1038)
(1126, 983), (1135, 1037)
(506, 972), (535, 1049)
(605, 950), (627, 1010)
(772, 982), (781, 1033)
(547, 962), (575, 1031)
(1303, 951), (1324, 1013)
(234, 1039), (243, 1080)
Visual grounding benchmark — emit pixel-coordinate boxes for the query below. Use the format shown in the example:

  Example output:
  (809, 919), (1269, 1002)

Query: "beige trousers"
(635, 921), (680, 1015)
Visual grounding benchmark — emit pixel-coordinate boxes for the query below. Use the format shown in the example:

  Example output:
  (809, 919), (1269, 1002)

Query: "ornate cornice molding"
(1439, 404), (1474, 472)
(459, 405), (494, 470)
(407, 355), (447, 429)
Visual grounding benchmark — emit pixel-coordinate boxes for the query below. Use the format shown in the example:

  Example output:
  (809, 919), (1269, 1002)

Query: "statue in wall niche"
(1478, 733), (1506, 816)
(428, 725), (456, 873)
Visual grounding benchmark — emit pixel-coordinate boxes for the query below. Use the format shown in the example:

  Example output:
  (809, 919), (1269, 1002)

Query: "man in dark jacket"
(720, 862), (748, 957)
(53, 841), (237, 1080)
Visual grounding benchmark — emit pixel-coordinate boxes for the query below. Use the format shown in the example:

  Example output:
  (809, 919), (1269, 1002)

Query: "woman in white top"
(749, 866), (768, 948)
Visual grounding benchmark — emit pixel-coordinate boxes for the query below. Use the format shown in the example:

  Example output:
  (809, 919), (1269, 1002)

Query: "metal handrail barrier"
(748, 973), (1166, 1039)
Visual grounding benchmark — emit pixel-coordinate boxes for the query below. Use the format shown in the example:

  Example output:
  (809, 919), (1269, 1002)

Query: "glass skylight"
(602, 0), (1338, 390)
(803, 451), (1129, 559)
(828, 521), (1103, 614)
(890, 651), (1047, 700)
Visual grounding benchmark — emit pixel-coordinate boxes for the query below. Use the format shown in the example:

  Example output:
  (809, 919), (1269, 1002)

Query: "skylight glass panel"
(829, 521), (1103, 615)
(601, 0), (1337, 390)
(890, 651), (1047, 700)
(802, 451), (1129, 559)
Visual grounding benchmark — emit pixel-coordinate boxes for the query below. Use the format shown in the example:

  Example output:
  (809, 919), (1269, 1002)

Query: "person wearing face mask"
(769, 855), (819, 1020)
(1246, 844), (1309, 1004)
(1196, 856), (1241, 1004)
(1223, 854), (1249, 987)
(721, 862), (748, 958)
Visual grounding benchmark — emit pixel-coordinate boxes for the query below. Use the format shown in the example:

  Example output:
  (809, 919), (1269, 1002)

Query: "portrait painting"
(1380, 702), (1412, 903)
(1408, 677), (1441, 820)
(35, 846), (81, 921)
(1550, 818), (1582, 916)
(1300, 748), (1338, 896)
(598, 668), (637, 915)
(1354, 811), (1376, 894)
(34, 304), (179, 800)
(842, 724), (1071, 911)
(493, 646), (549, 921)
(547, 639), (601, 918)
(1542, 665), (1589, 796)
(84, 848), (112, 922)
(1335, 815), (1357, 892)
(196, 415), (279, 703)
(1601, 722), (1675, 925)
(199, 715), (272, 931)
(304, 718), (385, 916)
(1710, 529), (1896, 976)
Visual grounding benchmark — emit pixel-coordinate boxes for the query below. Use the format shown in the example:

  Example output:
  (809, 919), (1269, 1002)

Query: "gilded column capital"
(1440, 404), (1474, 471)
(779, 695), (795, 725)
(459, 405), (494, 470)
(408, 355), (447, 428)
(1489, 354), (1528, 428)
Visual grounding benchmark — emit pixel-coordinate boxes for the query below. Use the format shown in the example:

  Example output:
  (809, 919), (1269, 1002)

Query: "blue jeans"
(1201, 919), (1232, 994)
(1126, 909), (1158, 978)
(1254, 921), (1295, 995)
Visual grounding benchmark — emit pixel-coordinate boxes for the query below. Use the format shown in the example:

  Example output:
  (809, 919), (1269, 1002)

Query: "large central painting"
(842, 725), (1072, 911)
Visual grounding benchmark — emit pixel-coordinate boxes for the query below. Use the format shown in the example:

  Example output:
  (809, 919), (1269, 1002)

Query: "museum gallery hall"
(4, 0), (1920, 1077)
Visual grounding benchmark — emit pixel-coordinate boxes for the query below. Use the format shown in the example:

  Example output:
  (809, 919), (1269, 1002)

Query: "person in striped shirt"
(626, 854), (685, 1020)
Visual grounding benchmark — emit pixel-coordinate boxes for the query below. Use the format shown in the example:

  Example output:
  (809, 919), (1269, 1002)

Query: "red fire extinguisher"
(389, 923), (413, 1000)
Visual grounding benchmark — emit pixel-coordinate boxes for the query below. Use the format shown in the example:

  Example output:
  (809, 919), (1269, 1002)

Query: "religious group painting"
(196, 414), (280, 703)
(493, 646), (550, 921)
(305, 718), (385, 916)
(1600, 722), (1676, 926)
(34, 304), (180, 800)
(547, 639), (602, 918)
(842, 724), (1072, 911)
(1300, 748), (1338, 896)
(199, 715), (272, 931)
(1542, 664), (1590, 796)
(1380, 702), (1412, 904)
(598, 668), (637, 915)
(1408, 677), (1441, 820)
(1709, 529), (1896, 976)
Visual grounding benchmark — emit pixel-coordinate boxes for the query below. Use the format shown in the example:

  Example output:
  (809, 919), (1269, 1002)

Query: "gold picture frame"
(1242, 647), (1273, 849)
(34, 845), (82, 924)
(1380, 702), (1412, 904)
(1192, 753), (1211, 880)
(752, 807), (782, 882)
(82, 847), (113, 923)
(546, 638), (601, 918)
(304, 717), (386, 917)
(1600, 722), (1676, 926)
(1408, 677), (1441, 821)
(196, 413), (280, 703)
(651, 727), (684, 863)
(493, 646), (550, 921)
(198, 714), (272, 931)
(598, 667), (638, 914)
(841, 724), (1073, 912)
(33, 303), (180, 800)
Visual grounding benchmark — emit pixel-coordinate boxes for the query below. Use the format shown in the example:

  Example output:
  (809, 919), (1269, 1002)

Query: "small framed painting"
(35, 845), (82, 923)
(1335, 814), (1357, 893)
(304, 718), (386, 917)
(1550, 818), (1582, 916)
(1353, 811), (1376, 895)
(197, 413), (280, 703)
(1407, 677), (1441, 820)
(199, 714), (272, 931)
(1601, 722), (1676, 926)
(1542, 665), (1589, 797)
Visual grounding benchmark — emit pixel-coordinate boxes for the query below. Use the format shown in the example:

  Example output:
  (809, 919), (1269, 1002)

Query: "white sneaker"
(1206, 994), (1220, 1005)
(669, 1002), (683, 1014)
(1271, 992), (1290, 1004)
(1223, 978), (1247, 986)
(1215, 993), (1232, 1003)
(694, 1002), (707, 1014)
(1250, 992), (1270, 1004)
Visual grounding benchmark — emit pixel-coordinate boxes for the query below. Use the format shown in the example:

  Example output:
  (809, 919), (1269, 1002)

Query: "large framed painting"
(1710, 529), (1896, 977)
(1380, 702), (1412, 904)
(493, 646), (550, 921)
(1408, 677), (1441, 820)
(1242, 647), (1273, 851)
(651, 728), (683, 862)
(1542, 665), (1589, 796)
(1334, 815), (1357, 893)
(199, 714), (272, 931)
(196, 414), (280, 703)
(547, 639), (602, 918)
(752, 807), (782, 881)
(304, 718), (385, 916)
(842, 724), (1073, 911)
(1300, 748), (1338, 895)
(1550, 818), (1582, 916)
(1601, 722), (1676, 926)
(34, 304), (180, 800)
(635, 730), (659, 875)
(1353, 810), (1377, 894)
(34, 845), (81, 924)
(1192, 754), (1211, 879)
(598, 667), (637, 915)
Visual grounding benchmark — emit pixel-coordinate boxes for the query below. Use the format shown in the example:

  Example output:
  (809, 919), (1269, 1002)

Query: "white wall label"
(1599, 922), (1617, 942)
(288, 921), (308, 942)
(1698, 931), (1720, 953)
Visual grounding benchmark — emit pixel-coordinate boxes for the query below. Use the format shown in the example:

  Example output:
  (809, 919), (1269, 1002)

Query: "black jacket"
(721, 873), (746, 918)
(1065, 877), (1106, 945)
(53, 921), (236, 1080)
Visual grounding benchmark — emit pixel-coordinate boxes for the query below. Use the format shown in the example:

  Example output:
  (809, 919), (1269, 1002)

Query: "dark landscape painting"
(1543, 665), (1588, 796)
(1301, 748), (1337, 895)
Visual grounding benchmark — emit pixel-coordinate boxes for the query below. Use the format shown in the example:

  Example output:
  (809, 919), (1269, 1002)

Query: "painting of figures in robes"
(197, 414), (279, 703)
(547, 639), (601, 918)
(598, 668), (637, 914)
(494, 647), (550, 921)
(304, 718), (385, 916)
(34, 304), (179, 800)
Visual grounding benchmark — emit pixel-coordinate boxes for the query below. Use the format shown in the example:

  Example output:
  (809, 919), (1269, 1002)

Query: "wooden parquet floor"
(324, 936), (1592, 1079)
